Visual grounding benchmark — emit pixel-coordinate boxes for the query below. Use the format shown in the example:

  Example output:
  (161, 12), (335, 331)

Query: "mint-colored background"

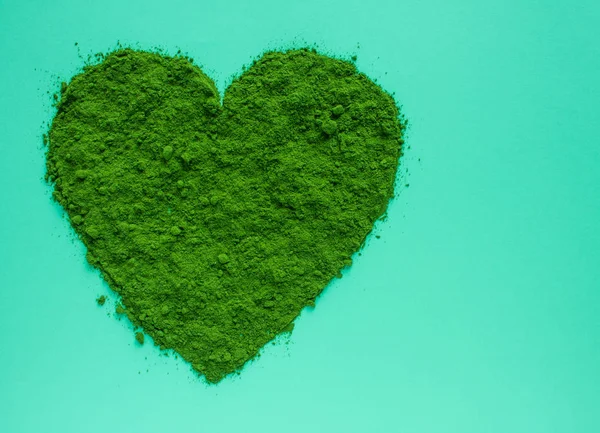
(1, 1), (599, 432)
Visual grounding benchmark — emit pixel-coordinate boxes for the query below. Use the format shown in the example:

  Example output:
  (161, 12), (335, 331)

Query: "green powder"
(46, 48), (406, 383)
(135, 332), (145, 345)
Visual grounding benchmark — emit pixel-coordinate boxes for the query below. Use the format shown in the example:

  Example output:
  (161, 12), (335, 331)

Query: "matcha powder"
(46, 48), (406, 383)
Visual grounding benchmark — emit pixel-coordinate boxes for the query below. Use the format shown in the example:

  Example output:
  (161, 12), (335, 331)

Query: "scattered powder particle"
(135, 332), (145, 345)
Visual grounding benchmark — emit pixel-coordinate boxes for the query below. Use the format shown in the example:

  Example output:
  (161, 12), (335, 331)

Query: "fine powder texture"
(46, 48), (406, 383)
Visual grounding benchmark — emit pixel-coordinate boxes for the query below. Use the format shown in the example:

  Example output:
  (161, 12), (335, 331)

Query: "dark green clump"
(135, 332), (145, 345)
(96, 295), (106, 306)
(46, 48), (406, 383)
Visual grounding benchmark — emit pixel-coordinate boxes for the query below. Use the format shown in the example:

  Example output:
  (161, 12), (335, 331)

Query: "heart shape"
(46, 48), (405, 382)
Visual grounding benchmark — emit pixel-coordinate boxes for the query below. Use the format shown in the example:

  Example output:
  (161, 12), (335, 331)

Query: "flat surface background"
(1, 0), (599, 432)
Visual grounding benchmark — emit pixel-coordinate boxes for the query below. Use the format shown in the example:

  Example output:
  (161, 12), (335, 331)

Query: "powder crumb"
(135, 332), (145, 345)
(218, 253), (230, 264)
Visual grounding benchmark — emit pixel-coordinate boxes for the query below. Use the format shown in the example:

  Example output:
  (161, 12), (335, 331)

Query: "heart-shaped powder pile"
(46, 48), (405, 382)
